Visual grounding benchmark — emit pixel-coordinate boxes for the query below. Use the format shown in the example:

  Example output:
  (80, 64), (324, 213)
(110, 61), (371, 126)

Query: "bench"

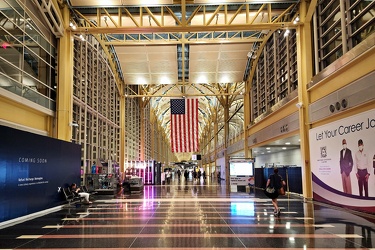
(62, 187), (84, 205)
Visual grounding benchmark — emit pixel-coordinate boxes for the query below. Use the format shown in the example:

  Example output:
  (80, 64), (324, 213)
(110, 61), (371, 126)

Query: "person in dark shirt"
(70, 183), (92, 204)
(266, 168), (286, 216)
(339, 139), (353, 194)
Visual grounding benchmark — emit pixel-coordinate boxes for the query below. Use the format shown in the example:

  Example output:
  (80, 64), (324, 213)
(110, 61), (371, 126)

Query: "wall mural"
(309, 109), (375, 213)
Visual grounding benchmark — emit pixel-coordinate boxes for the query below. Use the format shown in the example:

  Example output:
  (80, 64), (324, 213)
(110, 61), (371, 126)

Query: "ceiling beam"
(104, 37), (263, 45)
(74, 22), (294, 34)
(125, 92), (244, 98)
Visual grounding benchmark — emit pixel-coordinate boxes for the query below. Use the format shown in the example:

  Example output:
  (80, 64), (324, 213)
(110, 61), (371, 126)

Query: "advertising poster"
(0, 125), (81, 223)
(309, 109), (375, 213)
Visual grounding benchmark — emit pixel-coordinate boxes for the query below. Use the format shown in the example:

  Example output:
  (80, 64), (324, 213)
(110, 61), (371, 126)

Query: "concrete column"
(297, 2), (314, 200)
(57, 6), (73, 141)
(120, 95), (126, 172)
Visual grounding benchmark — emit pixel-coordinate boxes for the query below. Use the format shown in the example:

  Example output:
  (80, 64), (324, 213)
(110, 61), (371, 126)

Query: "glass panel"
(0, 38), (23, 80)
(25, 13), (54, 56)
(0, 5), (23, 29)
(348, 0), (375, 47)
(0, 72), (23, 96)
(319, 0), (340, 33)
(321, 22), (342, 57)
(24, 47), (39, 77)
(2, 0), (24, 17)
(22, 85), (54, 109)
(0, 0), (56, 111)
(317, 0), (343, 70)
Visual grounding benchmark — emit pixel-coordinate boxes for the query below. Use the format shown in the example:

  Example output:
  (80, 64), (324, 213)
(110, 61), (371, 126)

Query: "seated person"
(70, 183), (92, 204)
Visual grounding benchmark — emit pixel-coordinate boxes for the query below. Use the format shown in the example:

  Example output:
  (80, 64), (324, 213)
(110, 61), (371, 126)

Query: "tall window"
(316, 0), (375, 71)
(0, 1), (57, 110)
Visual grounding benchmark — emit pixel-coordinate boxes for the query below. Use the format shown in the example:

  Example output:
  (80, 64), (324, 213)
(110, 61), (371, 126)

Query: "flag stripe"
(186, 99), (191, 152)
(185, 100), (189, 152)
(181, 110), (186, 151)
(170, 98), (199, 153)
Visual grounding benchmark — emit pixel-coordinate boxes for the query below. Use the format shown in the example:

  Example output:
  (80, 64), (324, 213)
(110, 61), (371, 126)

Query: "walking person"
(184, 170), (188, 182)
(193, 171), (197, 182)
(265, 168), (286, 216)
(177, 169), (181, 180)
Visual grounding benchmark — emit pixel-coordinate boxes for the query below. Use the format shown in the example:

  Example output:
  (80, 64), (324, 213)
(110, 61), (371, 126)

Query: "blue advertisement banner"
(0, 125), (81, 222)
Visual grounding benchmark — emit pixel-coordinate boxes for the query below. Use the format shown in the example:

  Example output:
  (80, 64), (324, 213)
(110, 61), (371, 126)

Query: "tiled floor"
(1, 178), (375, 250)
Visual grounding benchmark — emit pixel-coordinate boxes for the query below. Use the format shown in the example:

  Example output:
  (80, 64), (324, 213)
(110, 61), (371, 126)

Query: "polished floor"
(1, 177), (375, 250)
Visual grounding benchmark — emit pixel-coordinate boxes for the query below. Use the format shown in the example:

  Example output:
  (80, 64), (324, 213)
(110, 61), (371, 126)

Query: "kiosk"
(128, 177), (144, 194)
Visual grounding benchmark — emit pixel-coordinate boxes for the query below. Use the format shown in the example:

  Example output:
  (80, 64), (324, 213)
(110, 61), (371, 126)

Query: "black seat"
(81, 185), (97, 195)
(63, 187), (83, 205)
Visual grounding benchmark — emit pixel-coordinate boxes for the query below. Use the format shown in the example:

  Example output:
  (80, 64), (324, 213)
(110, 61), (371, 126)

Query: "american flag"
(170, 98), (199, 153)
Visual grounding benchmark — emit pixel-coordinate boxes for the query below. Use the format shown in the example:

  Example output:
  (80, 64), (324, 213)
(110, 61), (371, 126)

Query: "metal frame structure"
(64, 0), (301, 163)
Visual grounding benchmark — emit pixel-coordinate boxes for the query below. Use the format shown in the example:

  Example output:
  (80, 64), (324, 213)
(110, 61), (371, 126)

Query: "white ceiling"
(189, 43), (251, 84)
(252, 135), (301, 157)
(116, 45), (178, 85)
(114, 42), (252, 86)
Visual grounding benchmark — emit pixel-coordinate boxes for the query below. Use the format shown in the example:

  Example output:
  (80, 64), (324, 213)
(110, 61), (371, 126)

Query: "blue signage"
(0, 125), (81, 222)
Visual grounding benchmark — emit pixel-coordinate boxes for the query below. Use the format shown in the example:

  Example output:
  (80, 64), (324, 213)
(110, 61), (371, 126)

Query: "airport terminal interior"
(0, 0), (375, 249)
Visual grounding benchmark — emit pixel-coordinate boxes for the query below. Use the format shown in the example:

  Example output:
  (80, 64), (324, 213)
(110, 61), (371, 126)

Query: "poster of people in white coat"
(309, 109), (375, 213)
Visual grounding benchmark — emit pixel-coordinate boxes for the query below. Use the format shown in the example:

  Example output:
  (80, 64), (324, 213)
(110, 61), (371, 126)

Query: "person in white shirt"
(355, 139), (371, 197)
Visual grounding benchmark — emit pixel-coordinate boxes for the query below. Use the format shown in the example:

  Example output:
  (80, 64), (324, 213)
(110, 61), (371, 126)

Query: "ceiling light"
(220, 75), (230, 83)
(125, 0), (173, 5)
(70, 22), (76, 30)
(284, 29), (290, 37)
(282, 147), (287, 150)
(266, 147), (270, 150)
(194, 0), (241, 3)
(194, 0), (278, 3)
(136, 78), (148, 85)
(285, 142), (290, 145)
(160, 76), (171, 84)
(197, 75), (208, 84)
(293, 16), (300, 24)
